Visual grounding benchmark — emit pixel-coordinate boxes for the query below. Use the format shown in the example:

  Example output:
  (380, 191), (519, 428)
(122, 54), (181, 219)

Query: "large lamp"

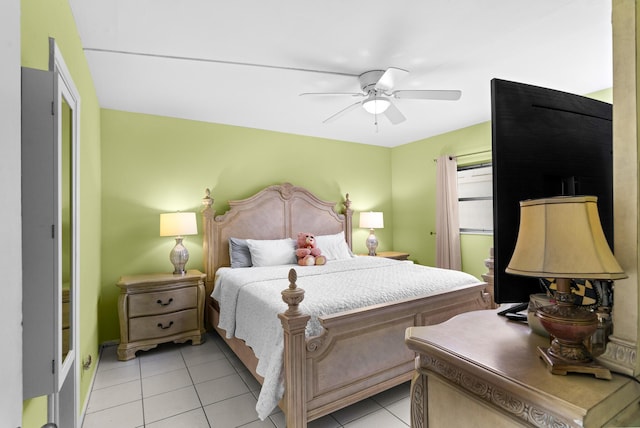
(160, 212), (198, 275)
(359, 211), (384, 256)
(506, 196), (626, 379)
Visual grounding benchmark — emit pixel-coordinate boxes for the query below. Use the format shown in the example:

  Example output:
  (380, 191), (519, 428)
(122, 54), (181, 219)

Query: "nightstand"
(406, 309), (640, 427)
(116, 270), (206, 361)
(360, 251), (410, 260)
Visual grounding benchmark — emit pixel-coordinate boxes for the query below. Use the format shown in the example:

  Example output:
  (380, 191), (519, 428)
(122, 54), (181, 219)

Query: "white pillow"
(315, 231), (355, 261)
(246, 238), (297, 267)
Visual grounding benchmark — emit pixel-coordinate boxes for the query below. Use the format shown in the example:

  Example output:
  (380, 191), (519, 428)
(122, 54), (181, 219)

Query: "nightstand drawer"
(129, 308), (198, 342)
(128, 287), (197, 317)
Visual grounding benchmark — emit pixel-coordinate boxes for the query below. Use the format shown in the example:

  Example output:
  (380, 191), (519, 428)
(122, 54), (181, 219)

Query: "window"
(457, 164), (493, 234)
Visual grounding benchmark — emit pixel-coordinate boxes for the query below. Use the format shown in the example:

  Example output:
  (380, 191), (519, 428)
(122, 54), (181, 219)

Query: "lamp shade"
(506, 196), (626, 280)
(359, 211), (384, 229)
(159, 212), (198, 237)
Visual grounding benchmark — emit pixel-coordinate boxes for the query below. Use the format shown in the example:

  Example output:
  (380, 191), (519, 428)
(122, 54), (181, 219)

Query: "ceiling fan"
(300, 67), (462, 125)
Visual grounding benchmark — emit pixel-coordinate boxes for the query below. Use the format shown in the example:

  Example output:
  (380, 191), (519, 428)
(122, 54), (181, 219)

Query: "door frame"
(49, 38), (81, 428)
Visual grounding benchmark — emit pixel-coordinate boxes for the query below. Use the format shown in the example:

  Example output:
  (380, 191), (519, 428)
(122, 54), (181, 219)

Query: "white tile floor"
(81, 332), (411, 428)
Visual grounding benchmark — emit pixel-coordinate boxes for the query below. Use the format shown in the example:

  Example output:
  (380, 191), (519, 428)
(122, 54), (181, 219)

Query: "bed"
(200, 183), (494, 427)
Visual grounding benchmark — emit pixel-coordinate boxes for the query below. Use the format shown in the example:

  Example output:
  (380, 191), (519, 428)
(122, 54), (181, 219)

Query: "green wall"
(391, 121), (493, 278)
(21, 0), (102, 426)
(99, 110), (501, 344)
(99, 110), (393, 342)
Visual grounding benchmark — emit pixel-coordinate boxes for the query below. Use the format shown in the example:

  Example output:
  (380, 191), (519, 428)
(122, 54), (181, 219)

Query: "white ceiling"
(68, 0), (612, 148)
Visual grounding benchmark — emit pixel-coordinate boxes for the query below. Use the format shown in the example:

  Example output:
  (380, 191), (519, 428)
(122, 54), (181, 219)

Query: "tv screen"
(491, 78), (613, 304)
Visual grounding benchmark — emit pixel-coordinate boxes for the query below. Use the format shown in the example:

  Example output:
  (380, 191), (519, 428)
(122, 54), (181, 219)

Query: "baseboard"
(78, 342), (115, 426)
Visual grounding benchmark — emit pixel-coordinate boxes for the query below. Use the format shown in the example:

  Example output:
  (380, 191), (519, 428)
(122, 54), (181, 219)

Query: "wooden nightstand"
(406, 309), (640, 427)
(116, 270), (206, 361)
(359, 251), (410, 260)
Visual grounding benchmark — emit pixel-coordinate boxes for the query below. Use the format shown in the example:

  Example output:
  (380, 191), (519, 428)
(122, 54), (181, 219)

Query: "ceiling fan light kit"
(301, 67), (462, 126)
(362, 96), (390, 114)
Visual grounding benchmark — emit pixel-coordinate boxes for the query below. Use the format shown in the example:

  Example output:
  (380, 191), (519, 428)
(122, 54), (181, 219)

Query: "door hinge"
(51, 359), (55, 374)
(51, 224), (55, 239)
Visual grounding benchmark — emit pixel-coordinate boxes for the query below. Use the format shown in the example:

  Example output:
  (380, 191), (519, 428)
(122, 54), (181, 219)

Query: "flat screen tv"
(491, 78), (613, 304)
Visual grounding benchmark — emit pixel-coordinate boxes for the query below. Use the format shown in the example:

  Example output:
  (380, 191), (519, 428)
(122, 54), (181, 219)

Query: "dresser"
(116, 270), (206, 361)
(405, 309), (640, 427)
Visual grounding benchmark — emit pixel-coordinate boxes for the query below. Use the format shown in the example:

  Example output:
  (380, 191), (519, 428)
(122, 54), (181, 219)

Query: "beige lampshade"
(359, 211), (384, 229)
(506, 196), (626, 280)
(159, 212), (198, 237)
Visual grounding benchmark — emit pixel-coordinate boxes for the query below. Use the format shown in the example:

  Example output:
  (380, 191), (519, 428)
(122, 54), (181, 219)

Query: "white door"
(21, 39), (80, 428)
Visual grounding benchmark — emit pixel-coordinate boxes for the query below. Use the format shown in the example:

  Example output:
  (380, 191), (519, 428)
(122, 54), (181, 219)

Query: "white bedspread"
(212, 256), (480, 419)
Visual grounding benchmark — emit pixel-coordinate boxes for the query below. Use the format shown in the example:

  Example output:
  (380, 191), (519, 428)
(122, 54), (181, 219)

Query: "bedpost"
(201, 189), (215, 303)
(481, 247), (498, 309)
(344, 193), (353, 250)
(279, 269), (310, 428)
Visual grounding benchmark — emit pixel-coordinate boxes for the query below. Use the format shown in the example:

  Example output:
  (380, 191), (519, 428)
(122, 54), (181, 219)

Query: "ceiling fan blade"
(299, 92), (364, 97)
(383, 101), (406, 125)
(323, 101), (362, 123)
(392, 89), (462, 101)
(375, 67), (409, 92)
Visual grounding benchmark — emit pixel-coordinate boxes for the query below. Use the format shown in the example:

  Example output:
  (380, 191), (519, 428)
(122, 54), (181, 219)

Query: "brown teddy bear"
(296, 232), (326, 266)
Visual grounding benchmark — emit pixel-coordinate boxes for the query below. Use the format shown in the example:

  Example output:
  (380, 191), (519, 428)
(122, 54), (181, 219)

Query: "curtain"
(436, 155), (461, 270)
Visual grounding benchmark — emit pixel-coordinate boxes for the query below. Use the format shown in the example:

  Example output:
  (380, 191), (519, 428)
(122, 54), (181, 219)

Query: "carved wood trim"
(410, 370), (427, 428)
(201, 188), (215, 302)
(279, 269), (311, 428)
(343, 193), (353, 250)
(201, 183), (352, 300)
(598, 335), (638, 376)
(420, 354), (572, 428)
(481, 247), (499, 309)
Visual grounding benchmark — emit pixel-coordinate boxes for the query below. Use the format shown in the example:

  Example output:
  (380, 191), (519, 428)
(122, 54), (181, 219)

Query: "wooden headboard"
(200, 183), (353, 296)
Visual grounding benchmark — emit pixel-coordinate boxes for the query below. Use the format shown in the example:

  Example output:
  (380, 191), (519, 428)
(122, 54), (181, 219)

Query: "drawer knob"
(156, 298), (173, 306)
(157, 321), (174, 330)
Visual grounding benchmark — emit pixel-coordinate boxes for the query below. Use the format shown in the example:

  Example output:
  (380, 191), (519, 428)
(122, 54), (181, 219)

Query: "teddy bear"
(296, 232), (326, 266)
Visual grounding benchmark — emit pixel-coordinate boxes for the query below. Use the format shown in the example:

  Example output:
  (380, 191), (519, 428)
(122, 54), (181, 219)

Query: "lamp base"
(537, 346), (611, 379)
(365, 229), (378, 256)
(170, 237), (189, 275)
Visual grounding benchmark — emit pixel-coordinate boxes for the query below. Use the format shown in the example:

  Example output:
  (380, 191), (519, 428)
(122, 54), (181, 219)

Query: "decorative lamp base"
(169, 237), (189, 275)
(534, 287), (611, 380)
(366, 229), (378, 256)
(537, 346), (612, 379)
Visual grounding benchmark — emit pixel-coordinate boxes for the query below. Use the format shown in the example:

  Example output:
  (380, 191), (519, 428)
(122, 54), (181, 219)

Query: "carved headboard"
(201, 183), (353, 296)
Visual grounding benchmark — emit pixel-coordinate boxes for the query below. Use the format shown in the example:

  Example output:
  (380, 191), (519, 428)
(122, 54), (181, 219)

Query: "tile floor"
(81, 332), (411, 428)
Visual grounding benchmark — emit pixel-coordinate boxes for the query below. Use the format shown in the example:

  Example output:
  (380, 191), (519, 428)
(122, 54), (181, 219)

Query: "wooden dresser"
(405, 309), (640, 427)
(116, 270), (206, 361)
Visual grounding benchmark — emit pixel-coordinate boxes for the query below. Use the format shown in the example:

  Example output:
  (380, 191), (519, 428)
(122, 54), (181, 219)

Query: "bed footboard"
(278, 268), (492, 427)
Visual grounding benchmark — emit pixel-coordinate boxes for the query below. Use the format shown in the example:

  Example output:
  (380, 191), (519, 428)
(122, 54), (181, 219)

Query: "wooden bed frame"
(201, 183), (494, 427)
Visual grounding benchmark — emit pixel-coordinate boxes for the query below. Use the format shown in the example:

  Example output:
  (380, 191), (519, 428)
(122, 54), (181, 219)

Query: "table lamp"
(506, 196), (626, 379)
(160, 212), (198, 275)
(359, 211), (384, 256)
